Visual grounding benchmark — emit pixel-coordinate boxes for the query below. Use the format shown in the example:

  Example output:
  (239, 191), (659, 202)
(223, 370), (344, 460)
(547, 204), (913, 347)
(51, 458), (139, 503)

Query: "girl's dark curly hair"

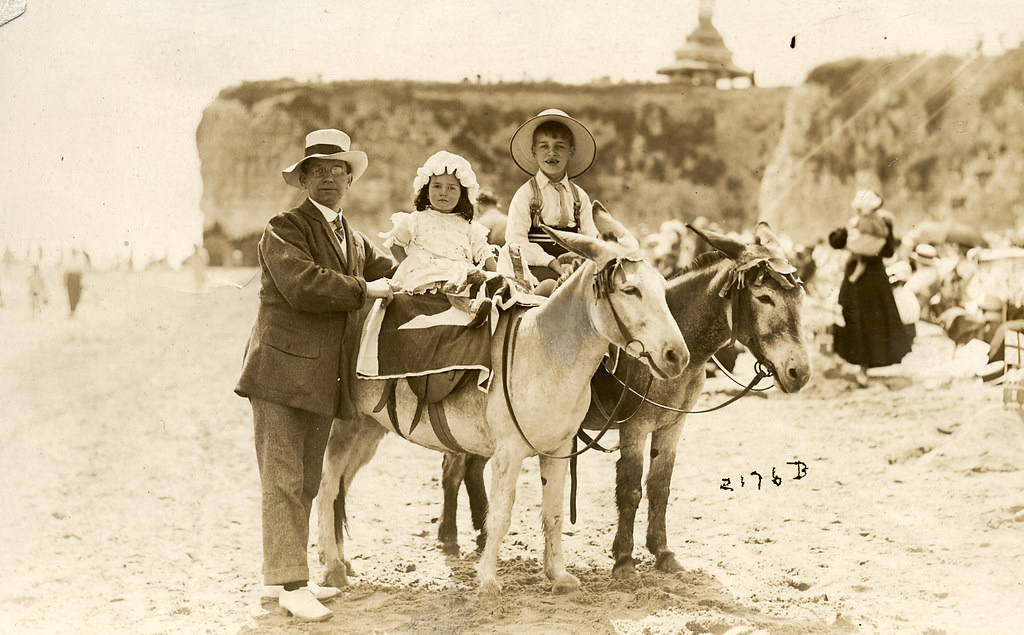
(414, 175), (475, 221)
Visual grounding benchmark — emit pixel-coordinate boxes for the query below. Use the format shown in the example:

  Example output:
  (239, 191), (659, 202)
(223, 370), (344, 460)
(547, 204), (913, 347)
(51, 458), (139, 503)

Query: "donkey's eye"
(620, 285), (642, 297)
(755, 294), (775, 306)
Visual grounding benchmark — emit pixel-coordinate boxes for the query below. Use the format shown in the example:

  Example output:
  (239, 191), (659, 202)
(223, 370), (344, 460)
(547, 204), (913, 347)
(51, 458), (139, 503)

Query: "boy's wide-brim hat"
(282, 129), (369, 188)
(509, 108), (596, 178)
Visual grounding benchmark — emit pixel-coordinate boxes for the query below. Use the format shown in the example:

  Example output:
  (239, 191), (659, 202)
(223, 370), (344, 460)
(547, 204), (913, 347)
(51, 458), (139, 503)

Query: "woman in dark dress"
(829, 190), (913, 387)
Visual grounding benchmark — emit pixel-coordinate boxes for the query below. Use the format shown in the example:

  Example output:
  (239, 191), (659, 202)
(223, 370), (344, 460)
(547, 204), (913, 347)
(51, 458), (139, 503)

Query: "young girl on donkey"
(381, 150), (498, 326)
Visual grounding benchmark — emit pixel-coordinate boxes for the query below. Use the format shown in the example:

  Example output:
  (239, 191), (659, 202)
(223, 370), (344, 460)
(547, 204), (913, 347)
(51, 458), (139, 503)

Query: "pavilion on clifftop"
(657, 0), (754, 88)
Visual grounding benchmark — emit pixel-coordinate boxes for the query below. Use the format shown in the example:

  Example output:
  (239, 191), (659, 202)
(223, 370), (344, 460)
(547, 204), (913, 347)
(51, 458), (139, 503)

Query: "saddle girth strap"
(373, 379), (408, 440)
(427, 401), (468, 454)
(371, 378), (433, 441)
(409, 397), (426, 434)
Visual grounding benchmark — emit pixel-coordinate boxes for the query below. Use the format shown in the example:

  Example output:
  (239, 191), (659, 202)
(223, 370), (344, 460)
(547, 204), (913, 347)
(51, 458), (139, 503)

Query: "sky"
(1, 0), (1022, 268)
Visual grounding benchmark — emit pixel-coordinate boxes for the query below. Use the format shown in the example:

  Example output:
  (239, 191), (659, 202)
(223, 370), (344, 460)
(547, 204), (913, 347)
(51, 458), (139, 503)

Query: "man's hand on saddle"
(365, 278), (394, 305)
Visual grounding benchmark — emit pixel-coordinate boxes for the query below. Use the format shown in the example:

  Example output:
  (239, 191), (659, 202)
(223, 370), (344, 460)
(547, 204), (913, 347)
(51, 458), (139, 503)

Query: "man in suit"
(235, 129), (394, 621)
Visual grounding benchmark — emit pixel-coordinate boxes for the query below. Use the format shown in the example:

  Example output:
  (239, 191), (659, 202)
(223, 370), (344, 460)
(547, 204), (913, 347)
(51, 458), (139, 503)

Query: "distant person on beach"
(828, 189), (912, 387)
(63, 248), (88, 317)
(234, 129), (394, 622)
(379, 150), (496, 327)
(474, 189), (507, 247)
(28, 264), (47, 319)
(190, 243), (210, 291)
(844, 189), (891, 283)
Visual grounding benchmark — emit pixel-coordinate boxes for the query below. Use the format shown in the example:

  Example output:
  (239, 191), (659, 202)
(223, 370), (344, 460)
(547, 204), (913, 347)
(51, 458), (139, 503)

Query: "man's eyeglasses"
(309, 166), (349, 178)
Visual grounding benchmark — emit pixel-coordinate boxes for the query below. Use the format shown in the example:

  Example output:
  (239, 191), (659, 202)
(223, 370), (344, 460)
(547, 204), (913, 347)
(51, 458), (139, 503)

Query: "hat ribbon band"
(305, 143), (346, 157)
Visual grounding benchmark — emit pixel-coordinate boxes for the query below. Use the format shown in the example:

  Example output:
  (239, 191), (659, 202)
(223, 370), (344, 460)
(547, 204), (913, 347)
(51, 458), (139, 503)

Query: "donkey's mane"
(668, 250), (728, 280)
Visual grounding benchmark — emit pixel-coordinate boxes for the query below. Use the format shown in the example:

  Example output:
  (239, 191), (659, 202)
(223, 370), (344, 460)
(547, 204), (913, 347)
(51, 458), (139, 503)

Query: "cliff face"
(761, 48), (1024, 243)
(198, 48), (1024, 259)
(196, 80), (789, 260)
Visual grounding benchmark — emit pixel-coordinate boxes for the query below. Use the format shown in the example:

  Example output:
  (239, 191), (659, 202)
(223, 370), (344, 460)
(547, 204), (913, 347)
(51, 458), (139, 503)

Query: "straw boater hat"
(911, 242), (940, 266)
(282, 129), (369, 188)
(509, 108), (596, 178)
(850, 189), (883, 211)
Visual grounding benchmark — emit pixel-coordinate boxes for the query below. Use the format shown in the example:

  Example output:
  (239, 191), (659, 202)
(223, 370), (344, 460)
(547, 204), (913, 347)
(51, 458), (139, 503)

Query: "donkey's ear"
(754, 221), (784, 253)
(687, 224), (745, 260)
(542, 225), (620, 266)
(592, 201), (641, 252)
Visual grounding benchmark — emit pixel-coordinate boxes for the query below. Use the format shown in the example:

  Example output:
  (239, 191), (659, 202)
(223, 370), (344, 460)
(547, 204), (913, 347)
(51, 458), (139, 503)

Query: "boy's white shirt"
(504, 171), (598, 267)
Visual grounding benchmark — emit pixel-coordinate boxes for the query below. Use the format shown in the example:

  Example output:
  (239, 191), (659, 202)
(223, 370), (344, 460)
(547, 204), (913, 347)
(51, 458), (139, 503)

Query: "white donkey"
(316, 225), (688, 595)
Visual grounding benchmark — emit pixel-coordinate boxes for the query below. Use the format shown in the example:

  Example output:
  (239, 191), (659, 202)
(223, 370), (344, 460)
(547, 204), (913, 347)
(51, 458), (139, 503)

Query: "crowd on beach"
(638, 205), (1024, 389)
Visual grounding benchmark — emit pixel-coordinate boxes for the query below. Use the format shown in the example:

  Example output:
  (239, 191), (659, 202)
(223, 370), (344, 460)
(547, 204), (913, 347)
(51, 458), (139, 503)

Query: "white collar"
(535, 171), (569, 188)
(310, 197), (342, 223)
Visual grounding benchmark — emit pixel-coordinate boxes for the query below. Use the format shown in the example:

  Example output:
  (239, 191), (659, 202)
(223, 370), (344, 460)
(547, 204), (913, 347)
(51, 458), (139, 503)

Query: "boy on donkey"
(502, 108), (637, 294)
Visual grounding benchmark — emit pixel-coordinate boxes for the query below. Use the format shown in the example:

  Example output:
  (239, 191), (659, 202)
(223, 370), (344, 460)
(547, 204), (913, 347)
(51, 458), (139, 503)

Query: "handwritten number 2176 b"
(720, 460), (808, 491)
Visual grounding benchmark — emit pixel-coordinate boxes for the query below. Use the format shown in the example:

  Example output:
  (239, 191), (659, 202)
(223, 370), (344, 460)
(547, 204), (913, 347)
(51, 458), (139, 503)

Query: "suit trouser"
(250, 398), (333, 585)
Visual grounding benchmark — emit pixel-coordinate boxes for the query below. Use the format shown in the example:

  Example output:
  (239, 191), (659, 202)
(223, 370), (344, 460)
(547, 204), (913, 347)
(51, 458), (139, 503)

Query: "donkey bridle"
(499, 258), (652, 461)
(596, 256), (802, 417)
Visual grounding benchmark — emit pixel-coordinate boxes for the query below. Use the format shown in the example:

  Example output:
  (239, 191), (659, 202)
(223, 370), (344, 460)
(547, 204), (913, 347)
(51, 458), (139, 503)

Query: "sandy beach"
(1, 265), (1022, 634)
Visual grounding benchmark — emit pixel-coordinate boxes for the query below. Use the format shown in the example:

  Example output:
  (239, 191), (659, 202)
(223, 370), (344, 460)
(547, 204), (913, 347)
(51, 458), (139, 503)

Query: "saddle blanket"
(357, 292), (493, 388)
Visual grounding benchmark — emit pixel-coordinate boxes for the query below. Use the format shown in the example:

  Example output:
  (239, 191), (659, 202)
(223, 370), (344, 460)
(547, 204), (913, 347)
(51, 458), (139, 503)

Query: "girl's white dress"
(381, 208), (495, 295)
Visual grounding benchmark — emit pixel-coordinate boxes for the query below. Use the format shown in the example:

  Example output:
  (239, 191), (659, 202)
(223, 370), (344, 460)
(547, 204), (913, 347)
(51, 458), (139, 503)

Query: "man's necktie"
(331, 217), (347, 259)
(550, 181), (570, 227)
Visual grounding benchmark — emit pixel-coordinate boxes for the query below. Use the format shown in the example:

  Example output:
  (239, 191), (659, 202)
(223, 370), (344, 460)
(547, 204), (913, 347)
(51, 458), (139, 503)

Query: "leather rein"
(600, 355), (775, 416)
(595, 256), (803, 417)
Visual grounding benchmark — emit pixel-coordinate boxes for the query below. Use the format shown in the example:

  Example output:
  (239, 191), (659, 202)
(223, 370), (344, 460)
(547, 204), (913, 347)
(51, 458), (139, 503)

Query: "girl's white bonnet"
(412, 151), (480, 203)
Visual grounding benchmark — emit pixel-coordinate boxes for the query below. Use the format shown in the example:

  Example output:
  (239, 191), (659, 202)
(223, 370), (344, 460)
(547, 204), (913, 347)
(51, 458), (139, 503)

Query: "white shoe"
(278, 588), (332, 622)
(261, 582), (341, 601)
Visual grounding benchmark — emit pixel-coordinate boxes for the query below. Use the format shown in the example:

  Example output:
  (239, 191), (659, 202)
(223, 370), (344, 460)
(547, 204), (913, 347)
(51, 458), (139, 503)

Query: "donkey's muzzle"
(651, 341), (688, 379)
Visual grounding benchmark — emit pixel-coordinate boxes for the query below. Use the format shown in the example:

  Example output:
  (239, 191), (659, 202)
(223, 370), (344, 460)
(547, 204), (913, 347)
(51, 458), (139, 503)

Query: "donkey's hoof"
(478, 579), (501, 597)
(551, 573), (580, 594)
(323, 567), (350, 589)
(344, 559), (357, 576)
(441, 541), (461, 556)
(655, 551), (684, 573)
(612, 557), (636, 580)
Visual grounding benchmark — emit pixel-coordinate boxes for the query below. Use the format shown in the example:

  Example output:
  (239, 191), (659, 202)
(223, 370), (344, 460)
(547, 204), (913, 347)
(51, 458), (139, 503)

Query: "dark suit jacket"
(235, 198), (395, 418)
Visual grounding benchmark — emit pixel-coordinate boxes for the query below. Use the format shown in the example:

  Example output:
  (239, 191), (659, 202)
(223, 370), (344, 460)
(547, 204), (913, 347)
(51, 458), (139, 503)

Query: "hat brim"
(510, 112), (596, 179)
(282, 151), (368, 188)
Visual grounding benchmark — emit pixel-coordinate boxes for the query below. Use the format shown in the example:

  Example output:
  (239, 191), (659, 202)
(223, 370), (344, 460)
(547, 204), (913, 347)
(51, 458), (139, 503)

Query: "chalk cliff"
(196, 80), (788, 262)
